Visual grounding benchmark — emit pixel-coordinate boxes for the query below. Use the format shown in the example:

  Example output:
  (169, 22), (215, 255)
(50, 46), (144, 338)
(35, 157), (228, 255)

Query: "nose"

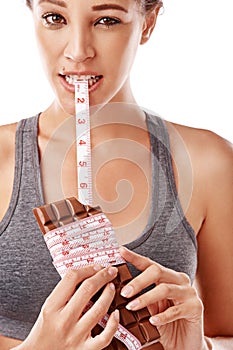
(64, 25), (95, 62)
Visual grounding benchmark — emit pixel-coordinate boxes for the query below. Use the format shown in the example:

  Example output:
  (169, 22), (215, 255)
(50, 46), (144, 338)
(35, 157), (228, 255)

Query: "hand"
(13, 265), (119, 350)
(119, 247), (206, 350)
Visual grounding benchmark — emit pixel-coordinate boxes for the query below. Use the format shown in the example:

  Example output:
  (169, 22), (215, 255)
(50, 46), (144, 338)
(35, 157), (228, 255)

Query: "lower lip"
(59, 75), (103, 94)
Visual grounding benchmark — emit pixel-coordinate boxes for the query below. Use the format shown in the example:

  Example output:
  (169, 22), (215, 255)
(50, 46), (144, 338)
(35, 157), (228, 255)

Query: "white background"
(0, 0), (232, 141)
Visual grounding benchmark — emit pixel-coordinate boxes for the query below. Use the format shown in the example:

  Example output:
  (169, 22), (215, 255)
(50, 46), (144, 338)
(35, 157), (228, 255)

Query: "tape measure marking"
(44, 213), (125, 270)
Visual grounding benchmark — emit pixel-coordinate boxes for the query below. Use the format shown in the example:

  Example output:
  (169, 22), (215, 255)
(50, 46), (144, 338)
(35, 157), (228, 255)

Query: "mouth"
(60, 74), (103, 89)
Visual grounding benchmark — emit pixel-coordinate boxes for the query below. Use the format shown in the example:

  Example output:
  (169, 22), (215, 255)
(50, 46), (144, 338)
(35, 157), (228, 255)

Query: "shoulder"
(166, 121), (232, 182)
(165, 120), (232, 230)
(0, 122), (18, 139)
(0, 122), (18, 220)
(0, 122), (18, 162)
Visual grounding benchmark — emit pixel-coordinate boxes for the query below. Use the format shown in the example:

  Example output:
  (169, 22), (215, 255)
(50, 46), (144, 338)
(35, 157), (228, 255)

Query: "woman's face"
(32, 0), (157, 115)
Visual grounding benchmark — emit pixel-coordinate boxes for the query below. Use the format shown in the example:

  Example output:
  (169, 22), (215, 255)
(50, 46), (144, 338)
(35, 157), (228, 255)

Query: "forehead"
(33, 0), (140, 7)
(33, 0), (143, 15)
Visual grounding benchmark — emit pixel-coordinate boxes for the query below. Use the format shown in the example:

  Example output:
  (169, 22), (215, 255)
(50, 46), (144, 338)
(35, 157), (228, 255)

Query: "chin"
(56, 98), (76, 117)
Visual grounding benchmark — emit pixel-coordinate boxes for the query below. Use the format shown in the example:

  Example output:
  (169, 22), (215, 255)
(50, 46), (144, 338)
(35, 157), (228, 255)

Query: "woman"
(0, 0), (232, 349)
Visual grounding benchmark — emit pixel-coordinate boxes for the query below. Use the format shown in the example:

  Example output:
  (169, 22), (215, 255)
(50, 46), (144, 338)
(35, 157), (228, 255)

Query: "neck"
(38, 93), (146, 141)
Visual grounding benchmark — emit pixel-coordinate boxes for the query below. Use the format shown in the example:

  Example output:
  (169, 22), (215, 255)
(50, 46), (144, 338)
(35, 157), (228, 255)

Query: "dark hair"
(26, 0), (163, 13)
(143, 0), (163, 12)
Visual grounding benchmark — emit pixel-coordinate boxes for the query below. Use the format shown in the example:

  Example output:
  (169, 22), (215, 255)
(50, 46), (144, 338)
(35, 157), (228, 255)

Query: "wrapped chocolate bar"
(33, 197), (163, 350)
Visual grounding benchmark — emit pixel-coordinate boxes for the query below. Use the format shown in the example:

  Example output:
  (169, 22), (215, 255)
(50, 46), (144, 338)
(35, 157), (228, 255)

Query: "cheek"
(109, 32), (140, 73)
(35, 30), (61, 71)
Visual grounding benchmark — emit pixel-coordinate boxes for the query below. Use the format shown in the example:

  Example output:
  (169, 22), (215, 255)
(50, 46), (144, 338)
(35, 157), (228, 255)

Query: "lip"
(59, 71), (103, 93)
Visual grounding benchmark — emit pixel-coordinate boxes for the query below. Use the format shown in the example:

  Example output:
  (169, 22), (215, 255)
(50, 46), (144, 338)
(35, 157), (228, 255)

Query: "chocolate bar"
(33, 197), (163, 349)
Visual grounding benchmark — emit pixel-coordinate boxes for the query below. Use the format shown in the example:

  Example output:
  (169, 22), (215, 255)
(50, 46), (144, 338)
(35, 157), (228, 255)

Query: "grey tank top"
(0, 113), (197, 340)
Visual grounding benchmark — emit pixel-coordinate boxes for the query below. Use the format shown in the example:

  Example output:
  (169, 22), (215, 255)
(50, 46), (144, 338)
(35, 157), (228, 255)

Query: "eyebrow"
(38, 1), (128, 13)
(92, 4), (128, 13)
(38, 0), (67, 7)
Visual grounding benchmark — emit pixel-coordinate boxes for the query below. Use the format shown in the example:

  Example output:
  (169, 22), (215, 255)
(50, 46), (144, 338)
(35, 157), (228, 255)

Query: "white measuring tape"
(74, 82), (141, 348)
(75, 80), (93, 206)
(44, 213), (126, 275)
(44, 213), (142, 350)
(74, 80), (160, 349)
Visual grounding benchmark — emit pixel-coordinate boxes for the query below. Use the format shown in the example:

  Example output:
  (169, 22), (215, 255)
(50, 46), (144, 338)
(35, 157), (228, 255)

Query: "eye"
(42, 13), (66, 28)
(95, 17), (121, 28)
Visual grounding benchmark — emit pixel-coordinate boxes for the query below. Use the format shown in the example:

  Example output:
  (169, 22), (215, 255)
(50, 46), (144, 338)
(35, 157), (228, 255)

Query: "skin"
(0, 0), (232, 349)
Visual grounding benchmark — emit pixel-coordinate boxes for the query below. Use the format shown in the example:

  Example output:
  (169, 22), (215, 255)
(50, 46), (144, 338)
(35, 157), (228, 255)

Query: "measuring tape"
(74, 83), (140, 348)
(44, 213), (126, 274)
(43, 213), (142, 350)
(73, 81), (160, 349)
(75, 80), (93, 205)
(43, 212), (125, 273)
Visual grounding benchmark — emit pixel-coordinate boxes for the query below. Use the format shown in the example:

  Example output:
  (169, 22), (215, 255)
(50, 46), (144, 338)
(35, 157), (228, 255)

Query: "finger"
(125, 283), (190, 311)
(43, 265), (103, 311)
(63, 266), (118, 320)
(120, 246), (154, 271)
(121, 265), (159, 298)
(88, 309), (120, 349)
(149, 297), (203, 326)
(79, 282), (116, 331)
(120, 247), (190, 295)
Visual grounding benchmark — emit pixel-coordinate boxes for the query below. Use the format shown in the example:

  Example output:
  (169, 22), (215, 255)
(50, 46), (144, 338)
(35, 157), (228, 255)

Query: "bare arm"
(170, 123), (233, 341)
(0, 336), (22, 350)
(163, 124), (233, 349)
(0, 124), (21, 349)
(206, 337), (233, 350)
(0, 123), (17, 222)
(195, 134), (233, 337)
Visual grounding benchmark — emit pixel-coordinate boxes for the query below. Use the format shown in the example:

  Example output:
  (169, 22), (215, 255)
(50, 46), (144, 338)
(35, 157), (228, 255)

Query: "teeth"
(64, 75), (101, 86)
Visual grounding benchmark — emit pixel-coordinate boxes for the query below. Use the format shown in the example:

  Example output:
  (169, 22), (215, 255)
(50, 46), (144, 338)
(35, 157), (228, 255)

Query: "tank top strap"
(19, 114), (43, 204)
(0, 114), (43, 234)
(146, 112), (197, 247)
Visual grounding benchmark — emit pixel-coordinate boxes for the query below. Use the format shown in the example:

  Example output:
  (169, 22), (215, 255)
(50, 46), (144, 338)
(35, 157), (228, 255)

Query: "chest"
(40, 132), (152, 244)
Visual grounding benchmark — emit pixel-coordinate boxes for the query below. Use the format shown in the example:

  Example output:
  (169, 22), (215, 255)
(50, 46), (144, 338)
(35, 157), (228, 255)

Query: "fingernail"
(108, 266), (118, 276)
(126, 299), (140, 310)
(149, 316), (160, 325)
(121, 285), (134, 297)
(114, 309), (120, 321)
(119, 246), (127, 253)
(93, 265), (102, 271)
(109, 282), (115, 291)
